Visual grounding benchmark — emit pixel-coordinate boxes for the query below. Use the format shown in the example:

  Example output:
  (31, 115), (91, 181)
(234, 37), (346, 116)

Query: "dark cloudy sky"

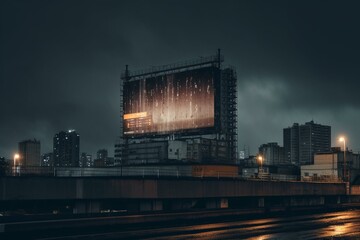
(1, 0), (360, 158)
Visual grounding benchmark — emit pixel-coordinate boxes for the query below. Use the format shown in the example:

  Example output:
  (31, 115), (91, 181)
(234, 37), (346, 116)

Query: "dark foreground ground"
(2, 205), (360, 239)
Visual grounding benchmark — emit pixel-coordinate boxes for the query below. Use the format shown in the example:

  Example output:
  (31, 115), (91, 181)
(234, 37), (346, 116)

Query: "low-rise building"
(122, 138), (230, 165)
(80, 153), (93, 167)
(301, 147), (360, 183)
(93, 149), (114, 167)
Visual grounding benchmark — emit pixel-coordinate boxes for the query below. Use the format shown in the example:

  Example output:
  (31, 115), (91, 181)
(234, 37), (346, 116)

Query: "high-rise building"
(258, 142), (285, 166)
(283, 123), (300, 165)
(53, 130), (80, 167)
(18, 139), (41, 166)
(299, 121), (331, 165)
(80, 152), (93, 167)
(283, 121), (331, 165)
(41, 152), (53, 166)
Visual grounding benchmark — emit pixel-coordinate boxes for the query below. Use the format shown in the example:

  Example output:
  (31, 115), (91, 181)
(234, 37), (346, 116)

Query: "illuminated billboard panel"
(124, 67), (217, 136)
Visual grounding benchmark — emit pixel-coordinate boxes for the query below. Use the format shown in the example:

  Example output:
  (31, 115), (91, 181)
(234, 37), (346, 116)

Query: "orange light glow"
(124, 112), (147, 120)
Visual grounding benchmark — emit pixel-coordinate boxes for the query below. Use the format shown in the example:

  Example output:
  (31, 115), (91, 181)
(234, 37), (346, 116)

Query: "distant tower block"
(284, 121), (331, 165)
(53, 130), (80, 167)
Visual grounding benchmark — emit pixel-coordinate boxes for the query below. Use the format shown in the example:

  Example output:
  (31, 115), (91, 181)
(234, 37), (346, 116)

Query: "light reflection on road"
(148, 210), (360, 240)
(38, 209), (360, 240)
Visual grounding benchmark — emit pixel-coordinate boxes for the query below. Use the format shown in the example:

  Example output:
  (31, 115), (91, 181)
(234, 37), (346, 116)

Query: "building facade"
(94, 149), (114, 167)
(283, 123), (300, 165)
(18, 139), (41, 166)
(80, 153), (92, 167)
(41, 152), (53, 167)
(53, 130), (80, 167)
(258, 142), (285, 166)
(301, 148), (360, 183)
(123, 141), (169, 165)
(122, 138), (230, 165)
(284, 121), (331, 165)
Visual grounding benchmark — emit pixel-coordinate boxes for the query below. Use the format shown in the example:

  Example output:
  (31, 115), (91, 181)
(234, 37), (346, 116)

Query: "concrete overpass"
(0, 176), (347, 214)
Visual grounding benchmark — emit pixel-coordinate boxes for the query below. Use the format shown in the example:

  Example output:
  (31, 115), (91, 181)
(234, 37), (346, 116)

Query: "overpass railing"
(6, 166), (241, 179)
(3, 166), (344, 183)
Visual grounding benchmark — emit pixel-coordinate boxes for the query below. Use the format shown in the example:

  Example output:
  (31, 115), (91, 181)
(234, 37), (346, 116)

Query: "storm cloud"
(1, 0), (360, 158)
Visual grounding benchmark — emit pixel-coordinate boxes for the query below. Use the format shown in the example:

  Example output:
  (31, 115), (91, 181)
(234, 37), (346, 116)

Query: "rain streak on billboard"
(123, 67), (216, 135)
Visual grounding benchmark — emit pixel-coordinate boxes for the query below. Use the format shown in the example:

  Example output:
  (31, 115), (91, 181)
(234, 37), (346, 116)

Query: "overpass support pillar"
(73, 200), (100, 214)
(139, 200), (163, 211)
(205, 198), (228, 209)
(290, 196), (325, 206)
(258, 197), (265, 208)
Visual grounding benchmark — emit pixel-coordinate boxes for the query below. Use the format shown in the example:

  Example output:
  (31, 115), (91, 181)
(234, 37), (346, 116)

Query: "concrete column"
(73, 201), (86, 214)
(139, 200), (163, 211)
(205, 199), (218, 209)
(88, 201), (100, 213)
(258, 197), (265, 208)
(169, 199), (197, 210)
(139, 201), (152, 211)
(205, 198), (228, 209)
(73, 200), (100, 214)
(152, 200), (163, 211)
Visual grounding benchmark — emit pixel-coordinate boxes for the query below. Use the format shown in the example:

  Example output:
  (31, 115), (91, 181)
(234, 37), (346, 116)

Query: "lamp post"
(339, 137), (346, 182)
(13, 153), (19, 176)
(258, 156), (263, 174)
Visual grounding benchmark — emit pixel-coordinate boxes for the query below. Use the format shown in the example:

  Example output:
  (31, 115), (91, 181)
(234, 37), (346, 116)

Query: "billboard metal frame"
(121, 53), (223, 81)
(122, 51), (223, 138)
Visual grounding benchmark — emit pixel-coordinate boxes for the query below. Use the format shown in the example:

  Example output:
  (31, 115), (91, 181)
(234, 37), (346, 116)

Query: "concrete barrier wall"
(157, 180), (346, 198)
(0, 177), (77, 200)
(0, 177), (346, 201)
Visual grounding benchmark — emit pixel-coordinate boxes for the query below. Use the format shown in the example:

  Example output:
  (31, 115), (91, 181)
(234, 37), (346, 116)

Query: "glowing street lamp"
(258, 155), (263, 173)
(13, 153), (20, 176)
(339, 137), (346, 182)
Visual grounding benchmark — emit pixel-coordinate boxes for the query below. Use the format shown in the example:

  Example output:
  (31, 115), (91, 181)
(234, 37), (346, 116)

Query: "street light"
(13, 153), (19, 176)
(258, 155), (263, 173)
(339, 137), (346, 182)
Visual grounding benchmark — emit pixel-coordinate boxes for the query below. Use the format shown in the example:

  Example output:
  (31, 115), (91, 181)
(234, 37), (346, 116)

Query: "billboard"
(123, 66), (218, 136)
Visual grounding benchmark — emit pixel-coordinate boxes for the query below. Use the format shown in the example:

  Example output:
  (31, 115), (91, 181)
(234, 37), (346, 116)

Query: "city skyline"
(1, 0), (360, 158)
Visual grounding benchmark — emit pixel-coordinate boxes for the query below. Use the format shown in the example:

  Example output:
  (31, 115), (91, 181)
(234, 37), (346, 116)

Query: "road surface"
(31, 209), (360, 240)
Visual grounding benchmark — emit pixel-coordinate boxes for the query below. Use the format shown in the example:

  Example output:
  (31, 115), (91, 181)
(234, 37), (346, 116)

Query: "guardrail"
(5, 166), (240, 179)
(3, 166), (345, 183)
